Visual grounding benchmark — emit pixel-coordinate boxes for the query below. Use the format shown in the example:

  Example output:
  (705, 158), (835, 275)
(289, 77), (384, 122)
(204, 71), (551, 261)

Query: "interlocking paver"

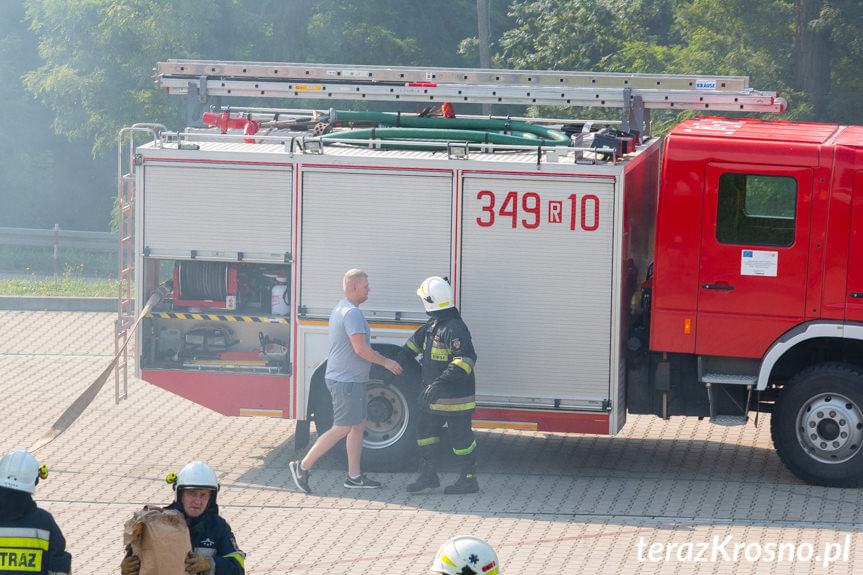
(1, 310), (862, 573)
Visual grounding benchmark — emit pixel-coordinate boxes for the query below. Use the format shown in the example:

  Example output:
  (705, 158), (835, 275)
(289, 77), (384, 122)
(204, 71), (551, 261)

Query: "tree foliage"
(3, 0), (862, 231)
(9, 0), (498, 230)
(0, 0), (115, 230)
(814, 0), (863, 122)
(23, 0), (275, 153)
(498, 0), (859, 124)
(22, 0), (491, 154)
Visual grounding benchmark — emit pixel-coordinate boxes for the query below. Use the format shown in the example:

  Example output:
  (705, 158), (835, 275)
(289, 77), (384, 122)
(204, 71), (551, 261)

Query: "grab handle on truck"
(702, 283), (735, 290)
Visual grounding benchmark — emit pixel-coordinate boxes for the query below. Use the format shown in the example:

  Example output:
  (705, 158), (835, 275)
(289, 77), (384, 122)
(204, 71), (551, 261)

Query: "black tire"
(361, 361), (421, 471)
(771, 362), (863, 487)
(293, 419), (310, 451)
(307, 358), (421, 472)
(309, 371), (333, 435)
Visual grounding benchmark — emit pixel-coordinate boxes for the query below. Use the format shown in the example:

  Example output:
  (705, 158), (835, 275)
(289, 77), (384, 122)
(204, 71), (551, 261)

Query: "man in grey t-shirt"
(290, 269), (402, 493)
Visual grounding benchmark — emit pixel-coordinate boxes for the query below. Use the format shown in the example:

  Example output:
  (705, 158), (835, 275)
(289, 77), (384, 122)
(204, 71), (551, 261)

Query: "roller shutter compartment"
(143, 163), (293, 262)
(300, 168), (452, 315)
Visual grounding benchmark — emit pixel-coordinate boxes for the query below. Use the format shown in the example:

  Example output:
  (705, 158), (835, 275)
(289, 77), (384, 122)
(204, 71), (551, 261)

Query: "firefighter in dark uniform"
(400, 276), (480, 495)
(121, 460), (245, 575)
(0, 449), (72, 575)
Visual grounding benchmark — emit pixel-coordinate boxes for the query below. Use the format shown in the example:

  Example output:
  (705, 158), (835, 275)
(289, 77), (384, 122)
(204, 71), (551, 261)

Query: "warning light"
(684, 318), (692, 335)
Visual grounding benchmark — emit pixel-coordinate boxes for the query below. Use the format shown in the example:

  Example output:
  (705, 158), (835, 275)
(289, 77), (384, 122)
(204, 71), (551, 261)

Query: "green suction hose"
(322, 127), (557, 150)
(328, 110), (569, 146)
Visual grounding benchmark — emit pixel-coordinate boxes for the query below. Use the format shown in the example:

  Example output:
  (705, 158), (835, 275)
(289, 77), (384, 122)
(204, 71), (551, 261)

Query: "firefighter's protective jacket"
(167, 501), (245, 575)
(0, 488), (71, 575)
(402, 308), (477, 416)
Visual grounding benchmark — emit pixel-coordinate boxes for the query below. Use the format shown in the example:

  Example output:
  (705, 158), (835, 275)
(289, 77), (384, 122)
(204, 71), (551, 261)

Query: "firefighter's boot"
(406, 457), (439, 494)
(444, 453), (479, 495)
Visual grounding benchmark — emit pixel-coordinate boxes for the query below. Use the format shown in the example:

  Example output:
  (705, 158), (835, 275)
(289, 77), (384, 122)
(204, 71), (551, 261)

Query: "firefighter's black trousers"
(416, 411), (476, 471)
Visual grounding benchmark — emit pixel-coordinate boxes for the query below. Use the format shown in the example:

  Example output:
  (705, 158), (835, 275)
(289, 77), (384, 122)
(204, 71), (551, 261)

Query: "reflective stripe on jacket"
(0, 511), (71, 575)
(404, 308), (477, 416)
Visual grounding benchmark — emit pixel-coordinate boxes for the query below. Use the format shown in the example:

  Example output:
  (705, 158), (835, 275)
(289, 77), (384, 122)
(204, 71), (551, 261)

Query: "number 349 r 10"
(475, 190), (600, 231)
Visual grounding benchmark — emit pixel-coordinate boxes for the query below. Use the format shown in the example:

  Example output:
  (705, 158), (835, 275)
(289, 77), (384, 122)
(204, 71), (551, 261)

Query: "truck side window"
(716, 173), (796, 247)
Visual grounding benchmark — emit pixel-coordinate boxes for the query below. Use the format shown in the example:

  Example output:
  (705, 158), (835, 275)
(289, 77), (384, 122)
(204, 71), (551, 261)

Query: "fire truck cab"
(634, 119), (863, 486)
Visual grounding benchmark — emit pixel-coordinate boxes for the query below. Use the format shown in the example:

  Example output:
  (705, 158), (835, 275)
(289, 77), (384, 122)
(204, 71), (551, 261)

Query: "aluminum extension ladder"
(157, 59), (787, 136)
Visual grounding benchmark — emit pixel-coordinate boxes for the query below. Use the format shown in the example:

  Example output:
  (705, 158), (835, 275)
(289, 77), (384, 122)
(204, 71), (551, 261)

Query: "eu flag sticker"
(741, 249), (778, 276)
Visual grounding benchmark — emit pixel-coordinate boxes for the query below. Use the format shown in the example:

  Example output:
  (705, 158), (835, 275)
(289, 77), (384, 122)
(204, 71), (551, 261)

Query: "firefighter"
(430, 535), (500, 574)
(0, 449), (72, 575)
(120, 461), (245, 575)
(400, 276), (480, 495)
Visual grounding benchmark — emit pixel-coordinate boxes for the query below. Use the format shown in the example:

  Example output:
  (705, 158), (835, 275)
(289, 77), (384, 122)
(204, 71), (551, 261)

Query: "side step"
(701, 373), (757, 386)
(700, 356), (758, 426)
(709, 414), (748, 426)
(705, 382), (753, 426)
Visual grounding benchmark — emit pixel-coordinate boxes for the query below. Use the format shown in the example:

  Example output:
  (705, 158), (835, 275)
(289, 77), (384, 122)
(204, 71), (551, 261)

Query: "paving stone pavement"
(0, 310), (861, 574)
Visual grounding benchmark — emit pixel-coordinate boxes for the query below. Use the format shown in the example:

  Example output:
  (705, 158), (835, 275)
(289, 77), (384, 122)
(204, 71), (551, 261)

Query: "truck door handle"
(851, 293), (863, 299)
(702, 283), (735, 290)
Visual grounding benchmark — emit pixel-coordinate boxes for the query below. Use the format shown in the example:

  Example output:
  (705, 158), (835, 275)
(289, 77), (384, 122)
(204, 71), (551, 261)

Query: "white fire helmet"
(0, 449), (47, 494)
(417, 276), (454, 313)
(430, 536), (500, 575)
(166, 460), (219, 492)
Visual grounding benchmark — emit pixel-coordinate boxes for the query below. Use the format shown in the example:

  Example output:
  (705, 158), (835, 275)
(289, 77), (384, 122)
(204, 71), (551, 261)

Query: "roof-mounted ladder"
(158, 59), (787, 138)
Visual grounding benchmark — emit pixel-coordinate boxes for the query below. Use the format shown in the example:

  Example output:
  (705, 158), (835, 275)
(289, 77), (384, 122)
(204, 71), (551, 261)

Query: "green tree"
(497, 0), (686, 124)
(0, 0), (52, 227)
(672, 0), (795, 92)
(498, 0), (863, 124)
(797, 0), (863, 123)
(16, 0), (512, 230)
(23, 0), (501, 152)
(23, 0), (275, 153)
(0, 0), (115, 231)
(303, 0), (485, 66)
(499, 0), (625, 71)
(496, 0), (816, 127)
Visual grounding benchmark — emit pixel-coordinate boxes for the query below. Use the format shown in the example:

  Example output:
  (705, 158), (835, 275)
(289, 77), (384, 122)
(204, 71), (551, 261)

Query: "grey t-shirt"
(326, 298), (371, 382)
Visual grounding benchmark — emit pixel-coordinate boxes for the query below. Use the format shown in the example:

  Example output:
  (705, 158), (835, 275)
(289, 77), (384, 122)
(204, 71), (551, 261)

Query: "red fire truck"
(116, 60), (863, 487)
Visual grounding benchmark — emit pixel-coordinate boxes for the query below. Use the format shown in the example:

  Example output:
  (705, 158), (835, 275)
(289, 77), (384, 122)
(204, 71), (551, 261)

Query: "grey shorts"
(326, 379), (368, 426)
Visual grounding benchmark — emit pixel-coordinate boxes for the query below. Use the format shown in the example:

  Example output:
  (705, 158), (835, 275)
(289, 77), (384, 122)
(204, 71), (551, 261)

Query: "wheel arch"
(757, 322), (863, 391)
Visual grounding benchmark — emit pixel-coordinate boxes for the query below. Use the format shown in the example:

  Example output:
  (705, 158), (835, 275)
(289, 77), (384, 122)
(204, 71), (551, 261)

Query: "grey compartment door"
(460, 174), (617, 404)
(143, 163), (293, 261)
(300, 168), (453, 315)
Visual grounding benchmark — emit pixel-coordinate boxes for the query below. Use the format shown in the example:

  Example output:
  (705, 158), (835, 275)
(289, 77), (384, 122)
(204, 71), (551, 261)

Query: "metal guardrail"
(0, 226), (116, 252)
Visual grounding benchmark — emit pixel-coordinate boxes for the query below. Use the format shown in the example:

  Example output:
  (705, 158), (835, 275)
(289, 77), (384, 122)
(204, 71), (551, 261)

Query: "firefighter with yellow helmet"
(121, 460), (245, 575)
(0, 449), (72, 575)
(431, 536), (500, 574)
(400, 276), (480, 494)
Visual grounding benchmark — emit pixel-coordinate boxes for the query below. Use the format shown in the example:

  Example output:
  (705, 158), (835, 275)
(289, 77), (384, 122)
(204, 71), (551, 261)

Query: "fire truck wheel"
(771, 362), (863, 487)
(308, 358), (421, 471)
(361, 362), (421, 471)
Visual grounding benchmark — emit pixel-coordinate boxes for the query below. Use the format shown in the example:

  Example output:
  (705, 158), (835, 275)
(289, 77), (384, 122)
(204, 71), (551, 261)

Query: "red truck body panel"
(142, 369), (291, 417)
(828, 127), (863, 322)
(650, 117), (860, 358)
